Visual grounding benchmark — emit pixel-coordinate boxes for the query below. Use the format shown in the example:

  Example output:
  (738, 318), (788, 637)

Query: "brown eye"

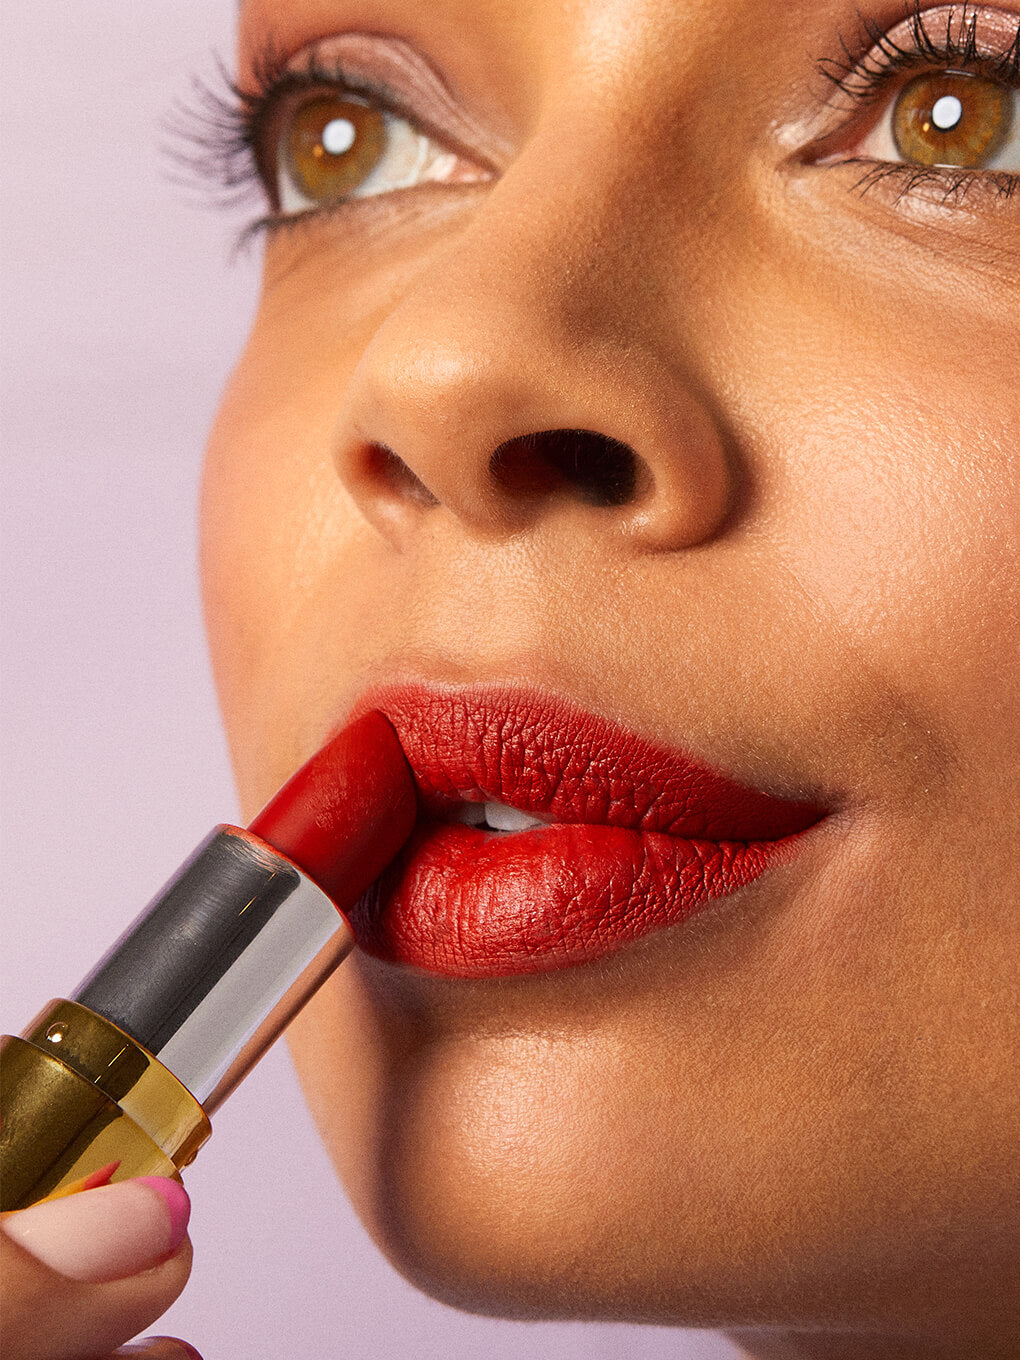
(287, 95), (386, 202)
(892, 71), (1013, 167)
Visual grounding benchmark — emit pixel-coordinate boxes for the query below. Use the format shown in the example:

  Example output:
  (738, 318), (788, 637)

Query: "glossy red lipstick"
(0, 713), (416, 1211)
(355, 687), (825, 976)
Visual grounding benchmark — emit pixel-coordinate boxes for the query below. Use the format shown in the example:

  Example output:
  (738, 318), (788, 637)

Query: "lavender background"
(0, 4), (739, 1355)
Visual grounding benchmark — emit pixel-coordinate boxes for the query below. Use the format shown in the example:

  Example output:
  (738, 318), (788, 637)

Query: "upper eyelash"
(819, 0), (1020, 102)
(167, 40), (418, 217)
(811, 3), (1020, 204)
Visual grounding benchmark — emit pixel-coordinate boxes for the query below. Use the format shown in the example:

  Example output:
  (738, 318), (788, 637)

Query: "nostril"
(490, 430), (640, 508)
(365, 443), (439, 506)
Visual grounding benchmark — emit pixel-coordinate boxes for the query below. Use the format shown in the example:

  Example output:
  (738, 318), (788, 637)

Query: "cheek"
(775, 386), (1017, 768)
(200, 331), (375, 812)
(199, 225), (458, 813)
(709, 229), (1019, 785)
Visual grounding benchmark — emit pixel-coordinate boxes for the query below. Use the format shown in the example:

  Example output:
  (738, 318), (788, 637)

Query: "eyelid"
(822, 4), (1020, 101)
(252, 31), (512, 175)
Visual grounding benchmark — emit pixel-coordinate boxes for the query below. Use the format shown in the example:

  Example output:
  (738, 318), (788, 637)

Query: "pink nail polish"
(135, 1177), (191, 1253)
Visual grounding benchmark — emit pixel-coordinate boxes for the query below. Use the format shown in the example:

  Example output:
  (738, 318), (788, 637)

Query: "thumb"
(1, 1178), (193, 1360)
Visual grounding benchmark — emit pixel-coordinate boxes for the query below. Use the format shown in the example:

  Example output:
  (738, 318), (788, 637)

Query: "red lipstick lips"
(351, 687), (825, 977)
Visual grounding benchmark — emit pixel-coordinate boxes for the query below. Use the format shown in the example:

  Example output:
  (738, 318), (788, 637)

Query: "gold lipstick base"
(1, 1001), (211, 1212)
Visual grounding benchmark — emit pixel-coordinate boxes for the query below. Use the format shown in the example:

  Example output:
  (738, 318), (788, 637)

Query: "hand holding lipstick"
(1, 1177), (198, 1360)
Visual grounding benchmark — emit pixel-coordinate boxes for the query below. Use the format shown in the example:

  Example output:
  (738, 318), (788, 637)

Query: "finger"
(1, 1178), (193, 1360)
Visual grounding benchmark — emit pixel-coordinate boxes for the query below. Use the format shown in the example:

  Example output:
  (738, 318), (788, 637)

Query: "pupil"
(930, 95), (963, 132)
(321, 117), (357, 156)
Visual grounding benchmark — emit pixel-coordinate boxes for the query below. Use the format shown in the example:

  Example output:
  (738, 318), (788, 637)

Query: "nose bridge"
(354, 113), (663, 423)
(336, 91), (732, 551)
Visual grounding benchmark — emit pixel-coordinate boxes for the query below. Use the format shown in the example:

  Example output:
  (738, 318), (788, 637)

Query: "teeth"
(482, 801), (544, 832)
(447, 799), (545, 831)
(450, 801), (486, 825)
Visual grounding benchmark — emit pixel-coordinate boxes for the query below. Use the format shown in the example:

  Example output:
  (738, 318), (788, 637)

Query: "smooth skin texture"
(201, 0), (1020, 1357)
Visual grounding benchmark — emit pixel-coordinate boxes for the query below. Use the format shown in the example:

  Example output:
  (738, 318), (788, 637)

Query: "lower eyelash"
(166, 42), (446, 245)
(845, 157), (1020, 203)
(810, 4), (1020, 207)
(171, 10), (1020, 239)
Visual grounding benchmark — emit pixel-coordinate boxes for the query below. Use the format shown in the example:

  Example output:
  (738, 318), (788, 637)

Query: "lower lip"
(352, 818), (809, 977)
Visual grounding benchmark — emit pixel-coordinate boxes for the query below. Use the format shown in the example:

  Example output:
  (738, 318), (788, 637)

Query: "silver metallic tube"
(72, 825), (355, 1111)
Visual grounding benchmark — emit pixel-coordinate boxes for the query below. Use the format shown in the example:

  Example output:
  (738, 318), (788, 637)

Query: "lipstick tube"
(0, 826), (354, 1212)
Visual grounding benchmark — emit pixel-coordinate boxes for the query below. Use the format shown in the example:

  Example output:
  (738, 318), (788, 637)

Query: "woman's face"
(201, 0), (1019, 1352)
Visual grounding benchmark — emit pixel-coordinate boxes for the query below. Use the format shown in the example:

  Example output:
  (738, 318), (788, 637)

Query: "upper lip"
(355, 682), (824, 841)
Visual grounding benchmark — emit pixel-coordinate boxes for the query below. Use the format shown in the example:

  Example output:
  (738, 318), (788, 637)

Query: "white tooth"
(484, 801), (543, 832)
(451, 801), (486, 825)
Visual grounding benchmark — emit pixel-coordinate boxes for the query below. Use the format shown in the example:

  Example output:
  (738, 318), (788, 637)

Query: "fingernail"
(134, 1178), (191, 1253)
(2, 1177), (191, 1283)
(116, 1339), (203, 1359)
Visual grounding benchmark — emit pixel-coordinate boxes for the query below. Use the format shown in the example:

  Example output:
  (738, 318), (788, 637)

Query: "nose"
(334, 145), (732, 553)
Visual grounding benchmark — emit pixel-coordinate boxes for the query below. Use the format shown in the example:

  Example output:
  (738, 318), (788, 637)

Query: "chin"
(285, 962), (794, 1331)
